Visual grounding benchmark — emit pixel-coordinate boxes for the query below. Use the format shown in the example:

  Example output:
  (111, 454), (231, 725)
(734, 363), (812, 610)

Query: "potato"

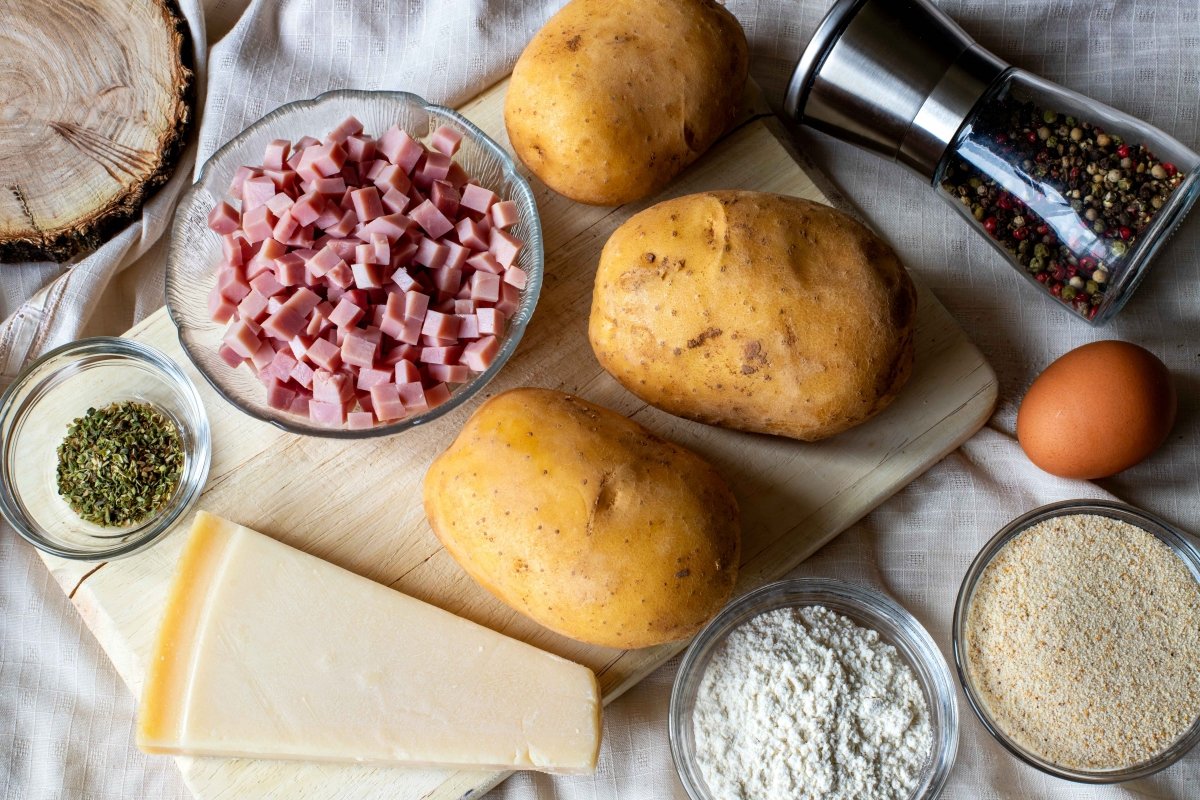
(423, 388), (740, 649)
(504, 0), (748, 206)
(589, 191), (917, 441)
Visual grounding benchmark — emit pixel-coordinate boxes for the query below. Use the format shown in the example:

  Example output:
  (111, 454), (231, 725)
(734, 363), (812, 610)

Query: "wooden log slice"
(0, 0), (194, 262)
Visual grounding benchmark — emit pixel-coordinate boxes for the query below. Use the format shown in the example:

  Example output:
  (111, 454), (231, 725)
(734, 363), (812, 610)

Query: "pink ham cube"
(261, 305), (306, 340)
(341, 329), (377, 368)
(356, 367), (392, 391)
(429, 125), (463, 156)
(459, 183), (496, 215)
(462, 335), (500, 372)
(209, 287), (237, 324)
(456, 217), (489, 251)
(274, 253), (307, 286)
(408, 199), (453, 239)
(265, 379), (297, 410)
(351, 262), (384, 289)
(242, 176), (277, 211)
(420, 310), (459, 339)
(476, 307), (505, 336)
(489, 228), (523, 268)
(238, 290), (271, 323)
(503, 266), (528, 290)
(344, 135), (376, 163)
(328, 296), (365, 328)
(207, 201), (240, 234)
(420, 345), (463, 365)
(394, 359), (421, 384)
(263, 139), (291, 170)
(427, 363), (470, 384)
(466, 251), (502, 275)
(414, 236), (448, 269)
(327, 116), (364, 144)
(370, 383), (407, 421)
(470, 271), (501, 303)
(425, 383), (452, 409)
(242, 205), (276, 243)
(490, 200), (520, 229)
(346, 411), (375, 430)
(223, 319), (263, 359)
(309, 400), (346, 426)
(431, 180), (460, 218)
(250, 271), (284, 298)
(305, 336), (342, 371)
(218, 344), (244, 369)
(351, 186), (384, 222)
(313, 370), (355, 404)
(290, 192), (326, 226)
(297, 142), (347, 180)
(290, 360), (316, 389)
(378, 125), (425, 173)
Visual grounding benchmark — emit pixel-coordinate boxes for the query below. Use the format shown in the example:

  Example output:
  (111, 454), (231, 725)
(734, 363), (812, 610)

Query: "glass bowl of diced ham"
(165, 90), (542, 436)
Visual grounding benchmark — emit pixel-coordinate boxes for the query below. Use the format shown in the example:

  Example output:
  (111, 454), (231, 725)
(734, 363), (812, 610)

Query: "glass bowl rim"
(669, 576), (960, 800)
(0, 336), (212, 561)
(164, 88), (544, 439)
(951, 498), (1200, 782)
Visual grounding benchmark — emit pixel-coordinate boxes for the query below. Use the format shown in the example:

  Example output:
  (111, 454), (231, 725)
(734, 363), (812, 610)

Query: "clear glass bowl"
(165, 90), (543, 438)
(953, 499), (1200, 782)
(0, 338), (211, 560)
(670, 578), (959, 800)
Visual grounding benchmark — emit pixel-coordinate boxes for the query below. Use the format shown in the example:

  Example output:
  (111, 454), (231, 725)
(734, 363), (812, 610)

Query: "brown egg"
(1017, 341), (1176, 479)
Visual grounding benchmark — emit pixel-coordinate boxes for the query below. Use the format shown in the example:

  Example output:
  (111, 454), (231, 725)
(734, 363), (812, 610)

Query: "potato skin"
(589, 191), (917, 441)
(423, 388), (740, 649)
(504, 0), (748, 206)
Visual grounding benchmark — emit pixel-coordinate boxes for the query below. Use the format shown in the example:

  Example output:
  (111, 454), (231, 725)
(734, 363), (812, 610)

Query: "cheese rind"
(137, 511), (601, 773)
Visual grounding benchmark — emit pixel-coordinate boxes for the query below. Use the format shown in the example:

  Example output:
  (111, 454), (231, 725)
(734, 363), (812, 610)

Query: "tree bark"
(0, 0), (194, 262)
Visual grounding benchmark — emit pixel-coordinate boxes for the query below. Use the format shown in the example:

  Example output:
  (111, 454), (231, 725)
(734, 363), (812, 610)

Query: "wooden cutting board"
(35, 77), (997, 799)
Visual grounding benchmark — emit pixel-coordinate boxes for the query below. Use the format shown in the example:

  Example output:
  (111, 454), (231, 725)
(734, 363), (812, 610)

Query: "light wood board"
(36, 78), (998, 799)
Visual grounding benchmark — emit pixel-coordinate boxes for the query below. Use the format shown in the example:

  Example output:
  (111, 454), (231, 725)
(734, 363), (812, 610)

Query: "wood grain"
(36, 77), (997, 799)
(0, 0), (193, 262)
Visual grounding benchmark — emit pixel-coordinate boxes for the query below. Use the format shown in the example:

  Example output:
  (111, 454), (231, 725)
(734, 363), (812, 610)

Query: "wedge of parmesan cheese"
(137, 511), (601, 773)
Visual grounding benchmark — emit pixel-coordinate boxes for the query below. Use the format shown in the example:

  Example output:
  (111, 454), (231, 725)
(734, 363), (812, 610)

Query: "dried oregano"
(56, 401), (184, 527)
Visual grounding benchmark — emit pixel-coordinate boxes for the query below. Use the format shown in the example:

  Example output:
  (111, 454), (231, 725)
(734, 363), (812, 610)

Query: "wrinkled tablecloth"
(3, 1), (1199, 798)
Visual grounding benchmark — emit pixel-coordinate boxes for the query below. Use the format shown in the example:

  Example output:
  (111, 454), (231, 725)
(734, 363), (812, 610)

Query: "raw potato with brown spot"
(503, 0), (748, 206)
(423, 388), (740, 649)
(589, 191), (917, 441)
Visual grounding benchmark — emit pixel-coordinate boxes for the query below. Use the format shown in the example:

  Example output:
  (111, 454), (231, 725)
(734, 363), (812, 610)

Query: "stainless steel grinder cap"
(785, 0), (1010, 181)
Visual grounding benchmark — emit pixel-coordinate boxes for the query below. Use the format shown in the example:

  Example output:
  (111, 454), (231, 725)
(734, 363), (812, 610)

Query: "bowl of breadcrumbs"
(954, 499), (1200, 782)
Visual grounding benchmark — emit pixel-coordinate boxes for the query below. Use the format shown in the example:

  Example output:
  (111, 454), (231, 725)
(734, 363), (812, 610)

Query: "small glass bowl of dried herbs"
(0, 338), (210, 560)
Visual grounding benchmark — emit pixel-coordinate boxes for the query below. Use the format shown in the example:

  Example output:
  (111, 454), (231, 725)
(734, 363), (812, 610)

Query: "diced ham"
(426, 383), (452, 408)
(456, 217), (489, 251)
(238, 290), (271, 323)
(370, 383), (406, 421)
(344, 135), (376, 163)
(461, 335), (501, 372)
(504, 266), (528, 290)
(209, 287), (237, 324)
(263, 139), (291, 170)
(470, 271), (501, 303)
(261, 303), (307, 339)
(431, 180), (460, 218)
(460, 183), (496, 215)
(489, 228), (523, 268)
(218, 344), (244, 369)
(224, 319), (263, 359)
(206, 119), (526, 428)
(327, 116), (364, 144)
(309, 400), (346, 425)
(347, 410), (375, 430)
(351, 186), (384, 222)
(242, 176), (277, 211)
(490, 200), (520, 229)
(266, 192), (295, 215)
(476, 307), (505, 336)
(414, 236), (448, 269)
(466, 251), (503, 275)
(395, 359), (421, 384)
(409, 199), (453, 239)
(207, 201), (240, 234)
(378, 125), (424, 173)
(427, 363), (470, 383)
(242, 205), (276, 243)
(429, 125), (463, 156)
(306, 336), (342, 371)
(341, 329), (378, 368)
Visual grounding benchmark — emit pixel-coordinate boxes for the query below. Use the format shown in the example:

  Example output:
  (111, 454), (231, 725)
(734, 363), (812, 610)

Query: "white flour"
(693, 605), (932, 800)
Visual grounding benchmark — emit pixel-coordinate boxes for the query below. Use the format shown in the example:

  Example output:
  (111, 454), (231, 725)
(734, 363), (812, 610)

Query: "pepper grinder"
(785, 0), (1200, 324)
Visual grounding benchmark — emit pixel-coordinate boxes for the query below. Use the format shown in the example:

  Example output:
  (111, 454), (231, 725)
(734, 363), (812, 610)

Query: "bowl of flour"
(669, 579), (958, 800)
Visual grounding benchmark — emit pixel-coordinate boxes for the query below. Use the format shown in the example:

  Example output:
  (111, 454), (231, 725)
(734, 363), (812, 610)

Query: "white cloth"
(3, 1), (1200, 798)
